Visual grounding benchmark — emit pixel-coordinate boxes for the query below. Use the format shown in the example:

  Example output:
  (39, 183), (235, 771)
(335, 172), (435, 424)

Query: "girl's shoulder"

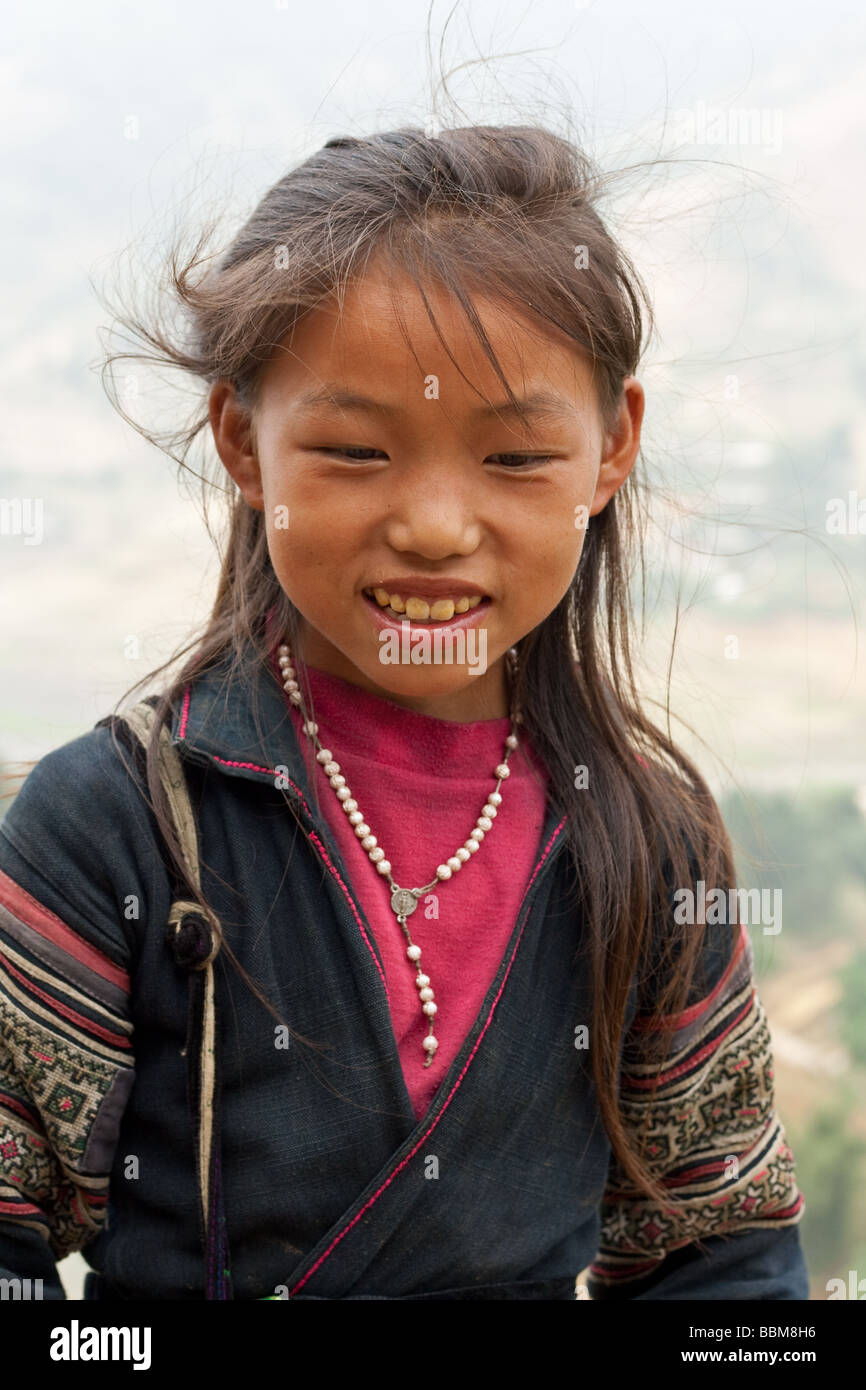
(0, 719), (147, 1275)
(0, 714), (169, 971)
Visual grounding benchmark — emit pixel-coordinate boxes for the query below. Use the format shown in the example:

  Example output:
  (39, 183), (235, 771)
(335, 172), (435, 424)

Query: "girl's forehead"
(262, 269), (595, 405)
(295, 268), (530, 345)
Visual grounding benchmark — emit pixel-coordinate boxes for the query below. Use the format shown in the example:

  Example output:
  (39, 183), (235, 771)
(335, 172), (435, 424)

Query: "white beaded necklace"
(276, 640), (523, 1067)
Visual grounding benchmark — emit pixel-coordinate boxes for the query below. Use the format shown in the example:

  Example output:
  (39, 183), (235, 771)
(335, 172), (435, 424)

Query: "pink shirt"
(285, 663), (550, 1120)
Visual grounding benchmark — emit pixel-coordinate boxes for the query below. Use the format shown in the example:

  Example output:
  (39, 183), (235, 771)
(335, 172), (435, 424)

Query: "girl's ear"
(208, 381), (265, 511)
(589, 376), (645, 514)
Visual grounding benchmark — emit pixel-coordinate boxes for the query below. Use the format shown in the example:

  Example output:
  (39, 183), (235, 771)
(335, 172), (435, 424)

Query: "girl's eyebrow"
(293, 384), (577, 424)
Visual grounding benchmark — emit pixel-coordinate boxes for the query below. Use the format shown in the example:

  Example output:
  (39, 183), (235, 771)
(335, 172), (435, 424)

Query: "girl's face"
(210, 264), (643, 720)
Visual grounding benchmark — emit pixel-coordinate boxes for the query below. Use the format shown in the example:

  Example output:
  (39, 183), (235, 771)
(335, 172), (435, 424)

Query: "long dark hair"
(94, 124), (737, 1234)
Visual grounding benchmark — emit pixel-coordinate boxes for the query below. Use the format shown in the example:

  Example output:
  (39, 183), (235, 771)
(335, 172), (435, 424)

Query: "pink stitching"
(179, 685), (191, 740)
(289, 814), (568, 1296)
(306, 829), (391, 1003)
(175, 676), (313, 811)
(184, 748), (313, 814)
(213, 756), (274, 773)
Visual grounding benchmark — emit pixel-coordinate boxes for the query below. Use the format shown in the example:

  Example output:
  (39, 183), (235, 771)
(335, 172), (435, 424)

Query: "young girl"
(0, 125), (808, 1301)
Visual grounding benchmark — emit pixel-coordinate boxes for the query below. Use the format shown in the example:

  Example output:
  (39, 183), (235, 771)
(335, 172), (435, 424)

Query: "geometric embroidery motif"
(588, 969), (805, 1293)
(0, 957), (133, 1260)
(45, 1082), (87, 1124)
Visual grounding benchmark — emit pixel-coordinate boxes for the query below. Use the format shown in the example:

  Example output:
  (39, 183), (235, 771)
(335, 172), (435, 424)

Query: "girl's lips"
(361, 589), (492, 635)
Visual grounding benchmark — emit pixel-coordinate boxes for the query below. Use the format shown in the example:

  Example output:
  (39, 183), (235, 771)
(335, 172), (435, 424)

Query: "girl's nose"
(381, 490), (484, 559)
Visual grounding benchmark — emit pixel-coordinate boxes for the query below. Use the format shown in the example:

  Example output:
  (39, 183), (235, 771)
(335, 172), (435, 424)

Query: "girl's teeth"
(367, 589), (484, 621)
(429, 599), (455, 620)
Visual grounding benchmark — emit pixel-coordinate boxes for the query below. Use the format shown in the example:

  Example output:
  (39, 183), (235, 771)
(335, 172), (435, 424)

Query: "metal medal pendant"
(390, 887), (419, 920)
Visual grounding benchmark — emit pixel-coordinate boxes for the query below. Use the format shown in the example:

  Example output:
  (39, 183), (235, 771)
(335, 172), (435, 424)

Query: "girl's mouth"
(361, 587), (493, 633)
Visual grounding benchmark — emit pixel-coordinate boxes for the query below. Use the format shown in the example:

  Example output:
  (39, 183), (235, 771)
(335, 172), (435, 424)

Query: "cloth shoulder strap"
(119, 699), (203, 899)
(117, 698), (232, 1299)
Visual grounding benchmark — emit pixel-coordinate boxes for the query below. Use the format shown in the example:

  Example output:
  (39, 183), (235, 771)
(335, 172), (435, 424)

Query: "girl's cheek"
(539, 509), (590, 570)
(522, 527), (590, 615)
(261, 465), (363, 545)
(260, 466), (322, 542)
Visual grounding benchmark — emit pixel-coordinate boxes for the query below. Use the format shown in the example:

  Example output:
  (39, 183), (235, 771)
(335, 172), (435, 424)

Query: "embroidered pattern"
(0, 868), (134, 1260)
(588, 924), (804, 1292)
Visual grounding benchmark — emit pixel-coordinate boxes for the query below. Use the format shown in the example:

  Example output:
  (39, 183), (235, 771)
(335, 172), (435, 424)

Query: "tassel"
(168, 903), (234, 1300)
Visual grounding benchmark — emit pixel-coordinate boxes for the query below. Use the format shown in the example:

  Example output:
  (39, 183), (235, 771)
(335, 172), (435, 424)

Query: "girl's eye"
(486, 453), (555, 469)
(317, 447), (554, 469)
(318, 447), (386, 461)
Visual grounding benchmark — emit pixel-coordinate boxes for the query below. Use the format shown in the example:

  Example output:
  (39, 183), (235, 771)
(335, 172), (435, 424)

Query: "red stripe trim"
(662, 1158), (736, 1185)
(0, 1091), (41, 1127)
(660, 1144), (778, 1186)
(0, 948), (131, 1050)
(753, 1194), (804, 1220)
(0, 1200), (42, 1216)
(589, 1257), (661, 1280)
(0, 868), (130, 993)
(664, 1130), (774, 1185)
(772, 1195), (805, 1218)
(630, 921), (748, 1034)
(289, 815), (569, 1297)
(623, 992), (755, 1090)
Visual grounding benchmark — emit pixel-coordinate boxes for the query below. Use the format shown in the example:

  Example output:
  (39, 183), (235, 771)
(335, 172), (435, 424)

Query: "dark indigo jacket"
(0, 641), (809, 1300)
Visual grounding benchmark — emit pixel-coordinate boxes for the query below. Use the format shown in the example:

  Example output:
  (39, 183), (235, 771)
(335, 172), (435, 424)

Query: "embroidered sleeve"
(587, 920), (807, 1299)
(0, 733), (144, 1296)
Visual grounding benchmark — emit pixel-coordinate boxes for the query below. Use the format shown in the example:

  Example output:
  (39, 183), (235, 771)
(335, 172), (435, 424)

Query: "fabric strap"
(119, 699), (232, 1300)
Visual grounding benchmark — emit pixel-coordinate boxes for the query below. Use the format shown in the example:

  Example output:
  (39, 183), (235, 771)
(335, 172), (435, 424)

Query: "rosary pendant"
(390, 887), (420, 920)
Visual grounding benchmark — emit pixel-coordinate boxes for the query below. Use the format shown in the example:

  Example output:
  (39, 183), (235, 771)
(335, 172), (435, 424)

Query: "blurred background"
(1, 0), (864, 1300)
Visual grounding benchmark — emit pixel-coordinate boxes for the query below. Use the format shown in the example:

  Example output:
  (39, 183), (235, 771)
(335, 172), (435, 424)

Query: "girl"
(0, 125), (808, 1301)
